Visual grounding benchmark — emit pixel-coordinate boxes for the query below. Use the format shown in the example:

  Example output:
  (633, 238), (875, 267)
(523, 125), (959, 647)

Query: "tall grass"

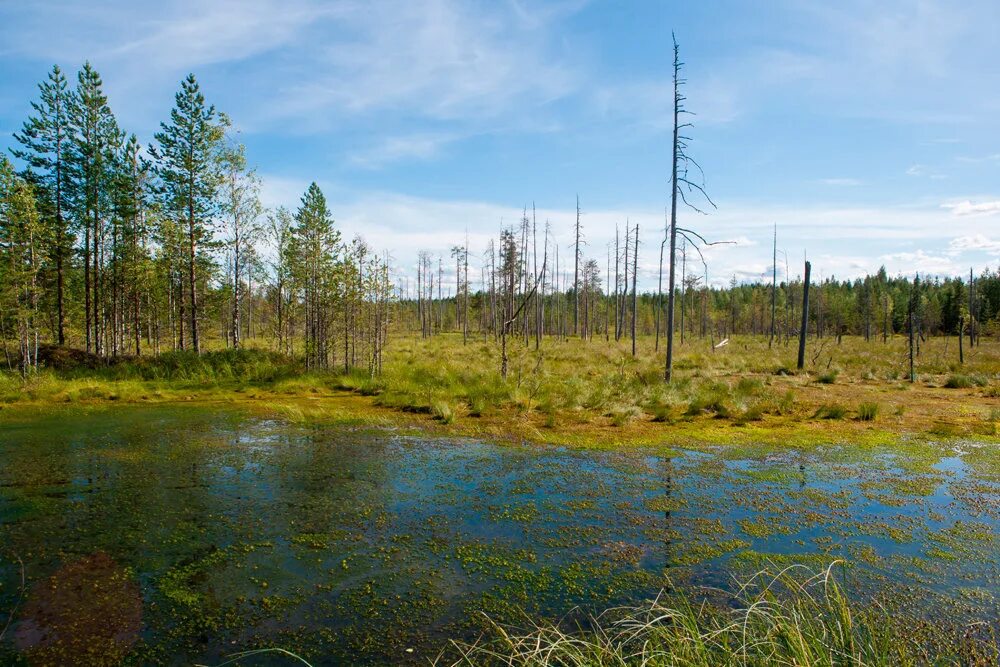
(440, 563), (997, 666)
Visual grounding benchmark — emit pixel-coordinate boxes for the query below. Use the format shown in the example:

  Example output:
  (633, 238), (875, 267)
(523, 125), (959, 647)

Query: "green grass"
(6, 333), (1000, 447)
(439, 564), (998, 666)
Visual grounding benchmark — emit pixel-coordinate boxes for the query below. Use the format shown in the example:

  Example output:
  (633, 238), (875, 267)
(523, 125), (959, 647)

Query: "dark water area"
(1, 405), (998, 664)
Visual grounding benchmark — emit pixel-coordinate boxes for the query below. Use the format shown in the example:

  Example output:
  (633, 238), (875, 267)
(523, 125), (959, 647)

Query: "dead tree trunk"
(797, 260), (811, 371)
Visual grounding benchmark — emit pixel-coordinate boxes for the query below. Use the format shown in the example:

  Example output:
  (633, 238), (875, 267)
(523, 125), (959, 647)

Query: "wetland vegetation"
(1, 402), (998, 665)
(2, 14), (1000, 666)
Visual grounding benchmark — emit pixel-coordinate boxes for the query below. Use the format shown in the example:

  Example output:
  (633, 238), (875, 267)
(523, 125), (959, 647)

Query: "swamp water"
(1, 405), (998, 664)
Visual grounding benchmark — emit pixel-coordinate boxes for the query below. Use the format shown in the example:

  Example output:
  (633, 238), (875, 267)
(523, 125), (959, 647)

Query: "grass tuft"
(439, 563), (998, 666)
(856, 402), (880, 421)
(814, 403), (847, 420)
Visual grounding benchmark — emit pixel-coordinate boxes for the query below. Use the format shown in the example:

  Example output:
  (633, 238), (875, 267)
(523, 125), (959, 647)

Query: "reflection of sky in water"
(1, 406), (997, 664)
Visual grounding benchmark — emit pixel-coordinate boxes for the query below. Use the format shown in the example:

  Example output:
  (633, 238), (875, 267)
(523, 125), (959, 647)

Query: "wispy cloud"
(349, 133), (461, 169)
(942, 200), (1000, 217)
(906, 164), (947, 179)
(261, 0), (579, 128)
(949, 234), (1000, 253)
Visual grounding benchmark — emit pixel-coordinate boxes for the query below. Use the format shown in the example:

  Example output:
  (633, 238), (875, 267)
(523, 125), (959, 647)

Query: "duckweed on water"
(1, 404), (998, 664)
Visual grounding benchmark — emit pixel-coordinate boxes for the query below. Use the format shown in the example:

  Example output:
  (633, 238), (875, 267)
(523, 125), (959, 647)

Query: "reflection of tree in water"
(661, 456), (675, 571)
(15, 552), (141, 666)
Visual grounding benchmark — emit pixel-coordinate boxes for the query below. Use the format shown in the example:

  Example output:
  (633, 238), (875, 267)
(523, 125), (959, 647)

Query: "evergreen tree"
(68, 62), (121, 356)
(11, 65), (74, 345)
(290, 183), (340, 369)
(150, 74), (226, 354)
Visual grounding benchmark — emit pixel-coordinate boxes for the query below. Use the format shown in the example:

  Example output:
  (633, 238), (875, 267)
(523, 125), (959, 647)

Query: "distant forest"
(2, 64), (997, 376)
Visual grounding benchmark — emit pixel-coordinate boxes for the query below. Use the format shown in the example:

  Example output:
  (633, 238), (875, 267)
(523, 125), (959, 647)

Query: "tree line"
(399, 225), (997, 353)
(1, 64), (390, 376)
(4, 60), (996, 381)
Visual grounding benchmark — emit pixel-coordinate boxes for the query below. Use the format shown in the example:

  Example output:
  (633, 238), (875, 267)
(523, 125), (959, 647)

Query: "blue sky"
(2, 0), (999, 288)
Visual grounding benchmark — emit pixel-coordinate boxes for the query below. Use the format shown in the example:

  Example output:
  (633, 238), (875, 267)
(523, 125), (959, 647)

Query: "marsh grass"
(6, 334), (1000, 445)
(945, 373), (989, 389)
(817, 369), (840, 384)
(440, 564), (998, 666)
(856, 402), (880, 422)
(815, 403), (847, 420)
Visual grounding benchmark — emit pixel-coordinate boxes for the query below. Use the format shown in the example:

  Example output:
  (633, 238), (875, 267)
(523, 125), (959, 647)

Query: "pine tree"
(150, 74), (226, 354)
(11, 65), (74, 346)
(68, 62), (120, 356)
(111, 134), (153, 355)
(290, 183), (339, 369)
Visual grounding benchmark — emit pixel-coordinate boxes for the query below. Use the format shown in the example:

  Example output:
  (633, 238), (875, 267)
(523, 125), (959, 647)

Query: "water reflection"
(1, 406), (997, 665)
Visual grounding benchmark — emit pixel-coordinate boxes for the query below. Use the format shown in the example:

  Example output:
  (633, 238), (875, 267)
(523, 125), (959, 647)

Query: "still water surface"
(1, 406), (997, 664)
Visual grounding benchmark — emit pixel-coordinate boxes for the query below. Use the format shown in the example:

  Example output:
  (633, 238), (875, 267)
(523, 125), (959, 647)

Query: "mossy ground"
(4, 334), (1000, 452)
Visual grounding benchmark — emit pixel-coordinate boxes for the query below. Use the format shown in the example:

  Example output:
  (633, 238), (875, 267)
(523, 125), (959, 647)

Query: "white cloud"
(262, 0), (578, 127)
(942, 200), (1000, 216)
(949, 234), (1000, 253)
(253, 170), (1000, 288)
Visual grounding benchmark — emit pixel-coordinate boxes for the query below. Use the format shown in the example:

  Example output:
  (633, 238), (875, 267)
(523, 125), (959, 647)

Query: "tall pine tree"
(68, 62), (120, 356)
(290, 183), (339, 369)
(151, 74), (226, 354)
(12, 65), (74, 345)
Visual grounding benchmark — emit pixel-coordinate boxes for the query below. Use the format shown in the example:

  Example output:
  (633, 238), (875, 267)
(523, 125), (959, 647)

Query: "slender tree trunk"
(631, 224), (638, 357)
(959, 316), (964, 365)
(188, 192), (199, 354)
(797, 261), (811, 371)
(573, 195), (580, 337)
(769, 223), (776, 348)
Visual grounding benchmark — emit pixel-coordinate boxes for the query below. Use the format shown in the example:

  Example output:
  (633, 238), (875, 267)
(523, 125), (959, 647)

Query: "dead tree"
(664, 34), (720, 382)
(797, 260), (811, 371)
(769, 223), (777, 348)
(631, 223), (639, 357)
(573, 195), (581, 337)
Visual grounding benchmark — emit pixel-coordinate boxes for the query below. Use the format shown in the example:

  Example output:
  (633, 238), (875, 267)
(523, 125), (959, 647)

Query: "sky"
(1, 0), (999, 290)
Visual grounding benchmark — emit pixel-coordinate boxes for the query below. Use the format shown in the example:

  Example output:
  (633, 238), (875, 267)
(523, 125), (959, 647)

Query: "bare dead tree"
(573, 195), (581, 337)
(664, 33), (721, 382)
(797, 260), (811, 371)
(769, 223), (777, 348)
(631, 223), (639, 357)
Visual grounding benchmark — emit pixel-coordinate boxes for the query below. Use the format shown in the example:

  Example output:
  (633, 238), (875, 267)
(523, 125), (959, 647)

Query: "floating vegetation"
(1, 405), (998, 663)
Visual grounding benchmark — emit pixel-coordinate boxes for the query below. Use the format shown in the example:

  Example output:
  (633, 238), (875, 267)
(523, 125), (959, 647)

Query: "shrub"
(856, 402), (879, 421)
